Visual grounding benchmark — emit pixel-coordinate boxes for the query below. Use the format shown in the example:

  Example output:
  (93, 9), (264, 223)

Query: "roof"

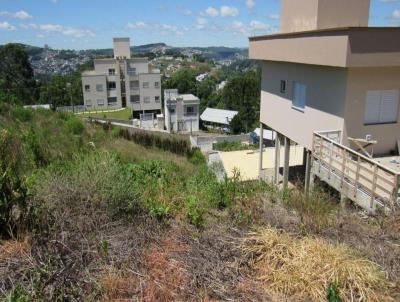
(200, 108), (238, 125)
(180, 94), (199, 102)
(249, 27), (400, 68)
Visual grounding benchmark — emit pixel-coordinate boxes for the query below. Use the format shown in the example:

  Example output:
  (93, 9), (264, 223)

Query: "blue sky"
(0, 0), (399, 49)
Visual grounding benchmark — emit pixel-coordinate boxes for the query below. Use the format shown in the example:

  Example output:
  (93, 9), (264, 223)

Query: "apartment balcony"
(107, 75), (118, 81)
(107, 89), (117, 98)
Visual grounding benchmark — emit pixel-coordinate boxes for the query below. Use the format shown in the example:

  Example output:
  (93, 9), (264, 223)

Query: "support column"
(259, 123), (264, 180)
(274, 132), (280, 184)
(283, 136), (290, 189)
(304, 149), (312, 197)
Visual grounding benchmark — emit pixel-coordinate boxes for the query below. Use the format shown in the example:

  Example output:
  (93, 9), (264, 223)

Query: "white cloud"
(0, 21), (16, 30)
(37, 23), (94, 37)
(249, 20), (269, 31)
(246, 0), (255, 10)
(0, 10), (32, 20)
(196, 17), (207, 29)
(393, 9), (400, 19)
(205, 7), (219, 17)
(127, 21), (147, 29)
(268, 14), (280, 20)
(177, 6), (192, 16)
(220, 6), (239, 17)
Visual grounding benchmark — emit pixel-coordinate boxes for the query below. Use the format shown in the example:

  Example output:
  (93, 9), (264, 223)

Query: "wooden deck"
(312, 132), (400, 212)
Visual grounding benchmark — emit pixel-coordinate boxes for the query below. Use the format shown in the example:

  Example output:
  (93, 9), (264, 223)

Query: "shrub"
(185, 195), (204, 227)
(188, 149), (206, 166)
(11, 107), (33, 122)
(66, 117), (85, 135)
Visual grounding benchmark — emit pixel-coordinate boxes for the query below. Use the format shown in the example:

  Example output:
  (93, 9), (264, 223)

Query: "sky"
(0, 0), (399, 49)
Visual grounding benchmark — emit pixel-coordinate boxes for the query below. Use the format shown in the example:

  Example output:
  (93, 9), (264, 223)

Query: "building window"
(130, 81), (139, 90)
(292, 82), (306, 111)
(130, 95), (140, 103)
(96, 84), (103, 92)
(108, 82), (116, 90)
(280, 80), (286, 93)
(108, 97), (117, 105)
(143, 82), (149, 89)
(169, 108), (175, 114)
(155, 96), (160, 103)
(97, 99), (105, 106)
(128, 66), (136, 76)
(86, 100), (92, 106)
(85, 85), (90, 92)
(185, 106), (196, 116)
(144, 96), (150, 103)
(108, 69), (115, 75)
(154, 82), (160, 88)
(365, 90), (399, 125)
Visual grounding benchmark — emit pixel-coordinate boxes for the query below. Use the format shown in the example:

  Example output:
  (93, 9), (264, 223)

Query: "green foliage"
(0, 130), (28, 238)
(0, 44), (34, 105)
(185, 195), (204, 227)
(11, 107), (33, 122)
(66, 116), (85, 135)
(188, 149), (207, 166)
(327, 282), (342, 302)
(213, 140), (258, 152)
(3, 284), (31, 302)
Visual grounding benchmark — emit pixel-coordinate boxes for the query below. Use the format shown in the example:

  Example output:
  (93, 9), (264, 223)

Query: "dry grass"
(0, 240), (30, 261)
(243, 228), (394, 302)
(100, 267), (140, 301)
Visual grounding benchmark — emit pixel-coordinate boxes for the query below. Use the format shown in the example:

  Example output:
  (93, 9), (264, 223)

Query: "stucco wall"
(82, 75), (112, 109)
(344, 67), (400, 155)
(260, 61), (347, 149)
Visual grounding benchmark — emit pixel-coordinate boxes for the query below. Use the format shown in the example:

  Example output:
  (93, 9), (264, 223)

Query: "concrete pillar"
(274, 132), (280, 184)
(304, 149), (312, 197)
(259, 123), (264, 180)
(283, 136), (290, 189)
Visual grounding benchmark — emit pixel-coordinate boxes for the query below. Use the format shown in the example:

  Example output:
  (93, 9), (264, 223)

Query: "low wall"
(191, 134), (251, 152)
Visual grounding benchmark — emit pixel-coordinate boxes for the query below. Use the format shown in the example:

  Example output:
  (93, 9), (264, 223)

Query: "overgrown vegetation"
(0, 106), (399, 301)
(213, 140), (258, 152)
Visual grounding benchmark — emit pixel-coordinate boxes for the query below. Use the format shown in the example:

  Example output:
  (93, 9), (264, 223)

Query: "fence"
(312, 131), (400, 212)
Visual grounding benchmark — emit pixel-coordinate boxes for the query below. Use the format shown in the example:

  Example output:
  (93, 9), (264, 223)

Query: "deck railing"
(312, 131), (400, 211)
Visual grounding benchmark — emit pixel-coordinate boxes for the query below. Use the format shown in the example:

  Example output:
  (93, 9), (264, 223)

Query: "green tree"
(0, 44), (35, 104)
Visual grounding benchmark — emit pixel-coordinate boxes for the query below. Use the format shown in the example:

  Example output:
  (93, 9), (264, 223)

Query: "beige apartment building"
(81, 38), (161, 116)
(250, 0), (400, 212)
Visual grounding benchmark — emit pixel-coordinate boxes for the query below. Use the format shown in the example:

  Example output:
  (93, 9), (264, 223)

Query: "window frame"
(364, 90), (400, 125)
(292, 81), (306, 112)
(142, 82), (149, 89)
(96, 84), (104, 92)
(84, 85), (90, 92)
(143, 96), (151, 103)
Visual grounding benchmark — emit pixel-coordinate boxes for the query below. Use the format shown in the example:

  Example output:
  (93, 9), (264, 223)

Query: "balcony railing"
(312, 131), (400, 212)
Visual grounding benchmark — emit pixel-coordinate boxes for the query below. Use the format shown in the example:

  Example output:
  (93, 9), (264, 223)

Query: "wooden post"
(392, 174), (399, 210)
(259, 123), (264, 180)
(370, 164), (378, 209)
(328, 142), (334, 180)
(274, 132), (280, 184)
(304, 149), (312, 197)
(354, 156), (361, 198)
(283, 136), (290, 189)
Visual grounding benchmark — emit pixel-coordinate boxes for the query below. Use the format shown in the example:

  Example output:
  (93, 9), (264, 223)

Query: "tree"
(0, 44), (35, 104)
(229, 113), (245, 134)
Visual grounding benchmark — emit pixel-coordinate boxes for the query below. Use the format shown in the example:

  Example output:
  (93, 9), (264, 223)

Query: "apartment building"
(250, 0), (400, 212)
(164, 89), (200, 133)
(81, 38), (161, 116)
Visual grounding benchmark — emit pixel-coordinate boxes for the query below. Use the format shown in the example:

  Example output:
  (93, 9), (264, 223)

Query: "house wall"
(343, 67), (400, 155)
(82, 75), (110, 110)
(137, 73), (161, 111)
(260, 61), (347, 149)
(281, 0), (369, 33)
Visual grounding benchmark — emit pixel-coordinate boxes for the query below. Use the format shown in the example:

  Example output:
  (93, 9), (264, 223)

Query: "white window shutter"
(365, 91), (381, 124)
(379, 90), (399, 123)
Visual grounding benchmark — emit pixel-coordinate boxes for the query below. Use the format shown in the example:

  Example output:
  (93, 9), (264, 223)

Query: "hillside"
(0, 105), (399, 301)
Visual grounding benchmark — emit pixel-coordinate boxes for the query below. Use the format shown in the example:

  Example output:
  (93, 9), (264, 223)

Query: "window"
(97, 99), (104, 106)
(292, 82), (306, 111)
(155, 96), (160, 103)
(108, 82), (116, 90)
(169, 108), (175, 114)
(144, 96), (150, 103)
(86, 100), (92, 107)
(85, 85), (90, 92)
(185, 106), (196, 116)
(108, 69), (115, 75)
(154, 82), (160, 88)
(96, 84), (103, 92)
(130, 95), (140, 103)
(108, 97), (117, 104)
(130, 81), (139, 90)
(364, 90), (399, 125)
(280, 80), (286, 93)
(128, 66), (136, 76)
(143, 82), (149, 89)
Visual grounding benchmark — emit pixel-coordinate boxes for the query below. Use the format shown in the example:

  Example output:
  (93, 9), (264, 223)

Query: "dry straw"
(243, 228), (394, 301)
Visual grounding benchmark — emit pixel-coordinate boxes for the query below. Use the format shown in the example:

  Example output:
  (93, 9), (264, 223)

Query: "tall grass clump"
(243, 228), (393, 302)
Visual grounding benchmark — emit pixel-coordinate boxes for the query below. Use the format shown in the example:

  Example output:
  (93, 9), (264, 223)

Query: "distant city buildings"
(81, 38), (161, 116)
